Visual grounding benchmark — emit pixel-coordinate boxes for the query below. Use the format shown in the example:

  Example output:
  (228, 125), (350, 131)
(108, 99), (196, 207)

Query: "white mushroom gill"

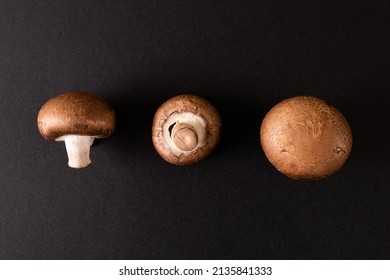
(162, 112), (207, 157)
(56, 135), (95, 168)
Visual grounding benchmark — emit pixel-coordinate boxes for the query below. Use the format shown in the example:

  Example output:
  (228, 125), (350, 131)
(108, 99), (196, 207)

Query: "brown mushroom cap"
(38, 92), (115, 140)
(152, 94), (222, 165)
(260, 96), (352, 180)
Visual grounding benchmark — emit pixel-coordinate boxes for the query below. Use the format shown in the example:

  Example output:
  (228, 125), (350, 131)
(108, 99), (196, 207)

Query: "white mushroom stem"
(162, 112), (207, 157)
(172, 124), (198, 151)
(56, 135), (95, 168)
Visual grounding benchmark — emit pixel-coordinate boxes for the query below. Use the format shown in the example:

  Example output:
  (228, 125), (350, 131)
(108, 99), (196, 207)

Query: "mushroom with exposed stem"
(37, 92), (116, 168)
(152, 94), (222, 165)
(260, 96), (352, 180)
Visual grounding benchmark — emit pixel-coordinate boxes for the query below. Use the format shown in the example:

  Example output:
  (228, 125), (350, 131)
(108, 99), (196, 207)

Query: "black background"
(0, 0), (389, 259)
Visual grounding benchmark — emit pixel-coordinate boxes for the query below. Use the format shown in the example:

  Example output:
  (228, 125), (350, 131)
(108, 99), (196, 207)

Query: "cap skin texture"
(260, 96), (352, 180)
(152, 94), (222, 165)
(38, 92), (115, 168)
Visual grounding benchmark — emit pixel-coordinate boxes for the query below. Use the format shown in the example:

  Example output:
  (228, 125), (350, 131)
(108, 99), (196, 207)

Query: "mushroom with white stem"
(37, 92), (116, 168)
(152, 94), (222, 165)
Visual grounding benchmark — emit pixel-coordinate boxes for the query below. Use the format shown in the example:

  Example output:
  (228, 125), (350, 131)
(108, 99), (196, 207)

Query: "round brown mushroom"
(37, 92), (115, 168)
(260, 96), (352, 180)
(152, 94), (222, 165)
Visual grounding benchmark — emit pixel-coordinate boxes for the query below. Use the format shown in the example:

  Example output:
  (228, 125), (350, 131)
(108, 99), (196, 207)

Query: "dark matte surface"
(0, 0), (389, 259)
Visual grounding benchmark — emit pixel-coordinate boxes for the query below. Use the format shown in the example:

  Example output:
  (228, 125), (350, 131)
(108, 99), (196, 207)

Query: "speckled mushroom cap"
(152, 94), (222, 165)
(38, 92), (115, 140)
(260, 96), (352, 180)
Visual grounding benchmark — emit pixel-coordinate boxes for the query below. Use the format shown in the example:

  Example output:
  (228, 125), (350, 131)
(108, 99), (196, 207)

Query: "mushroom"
(260, 96), (352, 180)
(152, 94), (222, 165)
(37, 92), (115, 168)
